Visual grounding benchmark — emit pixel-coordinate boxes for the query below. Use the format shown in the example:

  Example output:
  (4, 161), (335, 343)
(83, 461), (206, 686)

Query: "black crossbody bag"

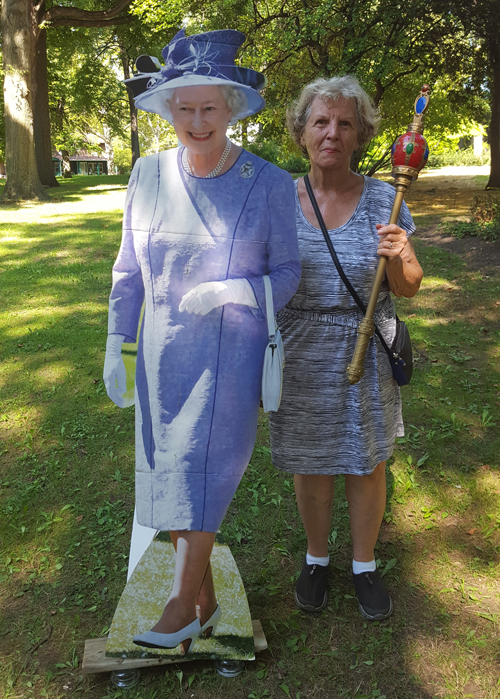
(304, 175), (413, 386)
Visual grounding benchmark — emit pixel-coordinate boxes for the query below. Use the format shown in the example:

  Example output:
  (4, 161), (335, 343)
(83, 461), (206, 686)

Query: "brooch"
(239, 161), (254, 178)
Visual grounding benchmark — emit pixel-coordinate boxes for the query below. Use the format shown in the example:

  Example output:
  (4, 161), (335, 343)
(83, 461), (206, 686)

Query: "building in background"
(52, 147), (109, 176)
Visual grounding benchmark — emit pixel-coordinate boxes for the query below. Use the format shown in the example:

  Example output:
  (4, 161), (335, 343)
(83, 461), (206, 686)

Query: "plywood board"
(82, 620), (266, 675)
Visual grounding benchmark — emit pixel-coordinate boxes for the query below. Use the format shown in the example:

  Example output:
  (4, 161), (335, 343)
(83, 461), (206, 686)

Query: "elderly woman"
(269, 76), (422, 620)
(103, 29), (300, 652)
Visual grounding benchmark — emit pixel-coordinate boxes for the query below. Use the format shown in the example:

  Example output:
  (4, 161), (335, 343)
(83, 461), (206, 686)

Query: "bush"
(279, 153), (309, 173)
(246, 141), (281, 165)
(247, 141), (309, 173)
(427, 146), (490, 169)
(440, 195), (500, 241)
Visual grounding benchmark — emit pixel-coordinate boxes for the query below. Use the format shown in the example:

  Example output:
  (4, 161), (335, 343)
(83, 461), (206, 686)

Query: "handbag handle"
(303, 174), (395, 360)
(263, 275), (277, 343)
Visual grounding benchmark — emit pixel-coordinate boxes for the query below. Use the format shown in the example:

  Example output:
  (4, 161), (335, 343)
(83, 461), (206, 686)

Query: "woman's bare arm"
(376, 223), (423, 298)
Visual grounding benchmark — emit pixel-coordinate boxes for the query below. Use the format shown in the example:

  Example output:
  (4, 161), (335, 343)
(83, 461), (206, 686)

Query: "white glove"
(179, 279), (258, 316)
(103, 334), (127, 407)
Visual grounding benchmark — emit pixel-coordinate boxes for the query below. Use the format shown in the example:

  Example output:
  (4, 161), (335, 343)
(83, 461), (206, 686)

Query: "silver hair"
(164, 84), (248, 125)
(287, 75), (380, 156)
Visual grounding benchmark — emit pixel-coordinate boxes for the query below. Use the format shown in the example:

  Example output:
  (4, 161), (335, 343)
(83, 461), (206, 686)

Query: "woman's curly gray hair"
(164, 84), (248, 126)
(287, 75), (380, 156)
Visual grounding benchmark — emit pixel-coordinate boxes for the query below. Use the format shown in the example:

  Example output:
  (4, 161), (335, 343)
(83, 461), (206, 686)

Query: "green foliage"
(129, 0), (185, 32)
(137, 112), (177, 155)
(0, 0), (495, 181)
(279, 153), (309, 174)
(48, 26), (129, 153)
(2, 0), (490, 176)
(440, 194), (500, 241)
(111, 139), (134, 175)
(177, 0), (489, 173)
(427, 145), (490, 169)
(247, 141), (309, 173)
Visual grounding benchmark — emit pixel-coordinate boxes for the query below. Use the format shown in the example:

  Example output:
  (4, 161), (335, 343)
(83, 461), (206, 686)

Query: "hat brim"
(133, 75), (266, 122)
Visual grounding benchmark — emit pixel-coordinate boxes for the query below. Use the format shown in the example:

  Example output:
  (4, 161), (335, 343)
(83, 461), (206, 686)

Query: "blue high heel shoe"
(200, 603), (221, 639)
(133, 617), (201, 653)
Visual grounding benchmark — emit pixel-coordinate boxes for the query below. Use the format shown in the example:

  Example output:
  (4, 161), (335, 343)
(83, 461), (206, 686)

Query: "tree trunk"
(121, 51), (140, 168)
(486, 36), (500, 189)
(61, 151), (72, 177)
(34, 24), (59, 187)
(129, 98), (141, 168)
(102, 125), (115, 173)
(1, 0), (48, 202)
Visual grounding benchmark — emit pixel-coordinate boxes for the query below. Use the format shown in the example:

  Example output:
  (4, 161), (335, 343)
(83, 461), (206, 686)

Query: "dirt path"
(403, 165), (500, 274)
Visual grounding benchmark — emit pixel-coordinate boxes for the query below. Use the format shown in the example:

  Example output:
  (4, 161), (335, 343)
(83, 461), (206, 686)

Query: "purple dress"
(107, 148), (300, 532)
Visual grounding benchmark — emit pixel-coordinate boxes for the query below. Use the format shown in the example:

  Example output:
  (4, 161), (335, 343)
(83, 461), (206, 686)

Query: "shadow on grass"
(1, 181), (500, 698)
(0, 175), (128, 208)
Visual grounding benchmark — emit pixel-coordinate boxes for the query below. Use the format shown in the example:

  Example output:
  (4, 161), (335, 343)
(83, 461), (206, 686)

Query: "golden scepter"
(346, 85), (431, 385)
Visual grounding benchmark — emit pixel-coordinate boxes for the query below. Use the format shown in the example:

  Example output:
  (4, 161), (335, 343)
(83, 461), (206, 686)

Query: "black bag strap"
(303, 174), (395, 359)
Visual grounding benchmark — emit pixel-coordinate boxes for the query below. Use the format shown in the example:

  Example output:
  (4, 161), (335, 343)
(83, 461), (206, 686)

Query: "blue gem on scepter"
(415, 96), (427, 115)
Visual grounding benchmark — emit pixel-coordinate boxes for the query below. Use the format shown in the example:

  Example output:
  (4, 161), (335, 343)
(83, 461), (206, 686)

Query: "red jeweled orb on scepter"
(391, 85), (430, 182)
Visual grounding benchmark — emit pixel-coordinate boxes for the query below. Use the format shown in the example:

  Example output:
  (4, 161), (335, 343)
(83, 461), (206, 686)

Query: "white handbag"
(261, 275), (285, 413)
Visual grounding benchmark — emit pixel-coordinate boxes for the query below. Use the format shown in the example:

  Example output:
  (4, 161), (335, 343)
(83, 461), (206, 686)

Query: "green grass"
(1, 173), (500, 698)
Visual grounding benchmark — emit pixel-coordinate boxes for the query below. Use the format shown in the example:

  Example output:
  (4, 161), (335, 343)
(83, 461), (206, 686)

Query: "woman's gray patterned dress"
(269, 176), (415, 476)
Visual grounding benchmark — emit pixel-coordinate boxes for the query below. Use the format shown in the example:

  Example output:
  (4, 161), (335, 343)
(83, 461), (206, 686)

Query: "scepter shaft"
(365, 187), (405, 319)
(346, 86), (430, 386)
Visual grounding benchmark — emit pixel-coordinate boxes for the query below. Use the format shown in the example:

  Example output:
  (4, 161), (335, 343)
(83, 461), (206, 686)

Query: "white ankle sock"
(306, 553), (330, 567)
(352, 558), (376, 575)
(352, 558), (377, 575)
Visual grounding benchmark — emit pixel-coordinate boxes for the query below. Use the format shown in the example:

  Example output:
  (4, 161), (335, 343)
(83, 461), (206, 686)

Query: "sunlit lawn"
(0, 171), (499, 699)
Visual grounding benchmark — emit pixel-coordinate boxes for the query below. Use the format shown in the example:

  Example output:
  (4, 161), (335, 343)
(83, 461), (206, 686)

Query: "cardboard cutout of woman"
(103, 29), (300, 653)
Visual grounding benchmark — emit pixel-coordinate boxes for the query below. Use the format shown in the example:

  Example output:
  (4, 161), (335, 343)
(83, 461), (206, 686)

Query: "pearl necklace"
(182, 138), (232, 178)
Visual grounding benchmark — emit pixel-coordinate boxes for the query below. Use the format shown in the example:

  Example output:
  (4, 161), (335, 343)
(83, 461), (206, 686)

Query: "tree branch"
(44, 0), (132, 25)
(381, 65), (421, 92)
(254, 11), (292, 31)
(46, 16), (132, 28)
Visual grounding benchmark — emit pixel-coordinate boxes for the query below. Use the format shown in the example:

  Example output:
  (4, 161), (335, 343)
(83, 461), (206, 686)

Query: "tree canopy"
(0, 0), (497, 200)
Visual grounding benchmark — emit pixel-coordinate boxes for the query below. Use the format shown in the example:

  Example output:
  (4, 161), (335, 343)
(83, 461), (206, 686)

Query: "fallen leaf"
(429, 554), (436, 560)
(75, 515), (83, 522)
(480, 464), (490, 470)
(467, 528), (477, 535)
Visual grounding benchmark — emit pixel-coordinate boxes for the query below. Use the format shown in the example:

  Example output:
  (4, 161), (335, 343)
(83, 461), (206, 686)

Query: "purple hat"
(125, 29), (266, 122)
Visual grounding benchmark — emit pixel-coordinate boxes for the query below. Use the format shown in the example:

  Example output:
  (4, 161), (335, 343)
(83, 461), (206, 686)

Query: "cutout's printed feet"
(132, 618), (201, 653)
(200, 603), (221, 639)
